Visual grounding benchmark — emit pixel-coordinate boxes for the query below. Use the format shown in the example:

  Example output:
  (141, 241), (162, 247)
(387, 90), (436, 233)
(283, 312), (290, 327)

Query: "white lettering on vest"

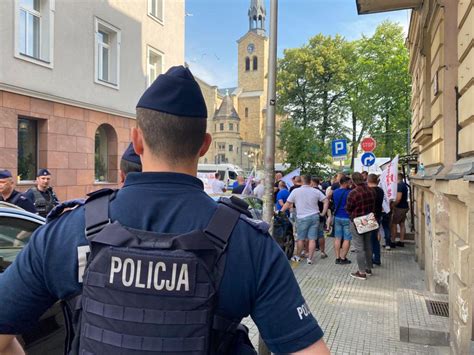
(165, 264), (177, 291)
(122, 258), (135, 287)
(135, 260), (146, 288)
(146, 261), (153, 289)
(77, 245), (91, 283)
(154, 262), (166, 290)
(110, 256), (122, 284)
(176, 264), (190, 291)
(108, 257), (191, 292)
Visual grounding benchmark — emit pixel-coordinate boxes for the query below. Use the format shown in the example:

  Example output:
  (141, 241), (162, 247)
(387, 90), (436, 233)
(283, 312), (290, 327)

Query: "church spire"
(248, 0), (266, 35)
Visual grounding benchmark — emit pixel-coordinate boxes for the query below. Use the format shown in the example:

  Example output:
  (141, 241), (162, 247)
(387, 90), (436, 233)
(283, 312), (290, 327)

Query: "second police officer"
(25, 169), (59, 218)
(0, 66), (329, 354)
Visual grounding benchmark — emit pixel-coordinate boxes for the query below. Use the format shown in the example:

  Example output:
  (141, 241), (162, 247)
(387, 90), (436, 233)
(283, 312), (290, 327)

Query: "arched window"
(253, 56), (258, 71)
(258, 15), (263, 28)
(245, 107), (249, 117)
(245, 57), (250, 71)
(94, 124), (118, 183)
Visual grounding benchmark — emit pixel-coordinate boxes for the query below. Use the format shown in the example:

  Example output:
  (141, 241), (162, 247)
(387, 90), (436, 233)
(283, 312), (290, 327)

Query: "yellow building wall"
(458, 2), (474, 157)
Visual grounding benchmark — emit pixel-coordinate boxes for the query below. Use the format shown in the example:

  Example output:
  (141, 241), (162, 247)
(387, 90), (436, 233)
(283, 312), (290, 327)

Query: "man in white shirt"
(253, 178), (264, 199)
(281, 175), (329, 264)
(211, 172), (227, 193)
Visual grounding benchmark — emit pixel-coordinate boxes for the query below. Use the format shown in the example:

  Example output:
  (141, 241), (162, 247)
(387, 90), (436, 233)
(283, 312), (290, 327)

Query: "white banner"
(379, 155), (399, 206)
(281, 168), (301, 188)
(197, 172), (216, 194)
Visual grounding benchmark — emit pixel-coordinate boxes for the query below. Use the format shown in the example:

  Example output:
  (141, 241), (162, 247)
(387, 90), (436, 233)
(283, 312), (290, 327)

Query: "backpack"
(62, 189), (257, 355)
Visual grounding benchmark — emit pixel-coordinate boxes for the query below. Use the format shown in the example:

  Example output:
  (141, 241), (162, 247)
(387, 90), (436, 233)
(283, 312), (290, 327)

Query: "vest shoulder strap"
(84, 189), (116, 240)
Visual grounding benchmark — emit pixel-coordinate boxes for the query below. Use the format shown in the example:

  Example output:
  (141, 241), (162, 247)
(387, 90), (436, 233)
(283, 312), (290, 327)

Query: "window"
(148, 0), (164, 23)
(253, 56), (258, 71)
(147, 46), (163, 86)
(245, 107), (249, 118)
(220, 123), (224, 131)
(16, 0), (54, 66)
(0, 216), (41, 248)
(218, 143), (225, 150)
(19, 0), (40, 58)
(229, 123), (234, 131)
(18, 118), (38, 181)
(94, 124), (118, 183)
(237, 147), (239, 154)
(229, 144), (233, 152)
(245, 57), (250, 71)
(95, 126), (108, 182)
(95, 18), (121, 88)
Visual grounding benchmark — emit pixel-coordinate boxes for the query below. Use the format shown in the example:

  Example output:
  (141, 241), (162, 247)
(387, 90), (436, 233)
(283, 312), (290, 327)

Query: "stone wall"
(0, 91), (133, 201)
(408, 0), (474, 353)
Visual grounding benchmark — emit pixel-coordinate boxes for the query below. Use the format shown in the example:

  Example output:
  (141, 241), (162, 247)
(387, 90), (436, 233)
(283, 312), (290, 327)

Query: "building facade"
(407, 0), (474, 353)
(0, 0), (185, 200)
(198, 0), (283, 172)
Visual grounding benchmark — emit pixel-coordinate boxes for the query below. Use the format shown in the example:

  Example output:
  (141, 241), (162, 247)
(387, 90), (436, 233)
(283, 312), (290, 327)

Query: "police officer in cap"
(0, 170), (36, 214)
(119, 142), (142, 185)
(0, 66), (329, 354)
(25, 169), (59, 218)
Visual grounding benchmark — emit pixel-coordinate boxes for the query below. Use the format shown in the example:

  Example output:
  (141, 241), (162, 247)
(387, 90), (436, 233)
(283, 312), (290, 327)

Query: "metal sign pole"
(261, 0), (278, 354)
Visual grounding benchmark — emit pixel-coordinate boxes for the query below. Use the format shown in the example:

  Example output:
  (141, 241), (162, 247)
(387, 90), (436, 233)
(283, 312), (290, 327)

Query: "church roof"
(215, 94), (240, 121)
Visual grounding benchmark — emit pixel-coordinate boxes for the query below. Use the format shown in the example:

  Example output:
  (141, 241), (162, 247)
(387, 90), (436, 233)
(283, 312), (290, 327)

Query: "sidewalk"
(243, 241), (450, 354)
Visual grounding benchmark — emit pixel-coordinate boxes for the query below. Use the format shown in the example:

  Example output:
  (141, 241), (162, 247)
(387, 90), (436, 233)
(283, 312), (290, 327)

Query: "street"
(244, 241), (450, 354)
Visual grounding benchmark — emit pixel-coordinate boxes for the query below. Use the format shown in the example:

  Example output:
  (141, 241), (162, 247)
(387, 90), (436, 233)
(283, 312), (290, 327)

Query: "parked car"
(0, 202), (65, 355)
(210, 194), (295, 260)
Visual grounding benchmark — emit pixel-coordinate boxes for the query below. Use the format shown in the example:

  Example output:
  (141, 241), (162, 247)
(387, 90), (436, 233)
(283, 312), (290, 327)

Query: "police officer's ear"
(131, 127), (144, 156)
(198, 133), (212, 158)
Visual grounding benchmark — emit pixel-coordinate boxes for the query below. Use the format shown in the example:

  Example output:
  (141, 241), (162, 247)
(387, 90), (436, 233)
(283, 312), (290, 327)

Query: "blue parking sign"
(331, 139), (347, 157)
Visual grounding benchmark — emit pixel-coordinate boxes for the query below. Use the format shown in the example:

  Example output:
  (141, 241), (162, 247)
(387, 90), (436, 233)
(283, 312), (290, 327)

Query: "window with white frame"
(147, 46), (163, 86)
(95, 18), (121, 88)
(148, 0), (164, 23)
(19, 0), (40, 58)
(16, 0), (54, 66)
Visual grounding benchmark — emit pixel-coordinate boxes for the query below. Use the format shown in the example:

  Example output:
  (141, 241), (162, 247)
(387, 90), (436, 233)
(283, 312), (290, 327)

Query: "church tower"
(236, 0), (269, 161)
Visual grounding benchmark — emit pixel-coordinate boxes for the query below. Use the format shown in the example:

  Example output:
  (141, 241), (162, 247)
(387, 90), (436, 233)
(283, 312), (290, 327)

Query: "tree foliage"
(277, 21), (411, 170)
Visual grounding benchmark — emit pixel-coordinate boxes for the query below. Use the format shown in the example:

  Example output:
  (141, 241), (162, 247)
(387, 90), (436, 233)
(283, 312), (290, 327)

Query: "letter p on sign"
(332, 139), (347, 157)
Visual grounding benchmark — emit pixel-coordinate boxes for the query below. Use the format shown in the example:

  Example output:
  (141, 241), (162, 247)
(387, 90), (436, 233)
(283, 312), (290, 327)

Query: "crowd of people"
(273, 170), (410, 280)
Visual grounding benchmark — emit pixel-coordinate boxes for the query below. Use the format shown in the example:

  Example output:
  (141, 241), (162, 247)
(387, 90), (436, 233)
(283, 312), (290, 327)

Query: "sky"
(185, 0), (410, 88)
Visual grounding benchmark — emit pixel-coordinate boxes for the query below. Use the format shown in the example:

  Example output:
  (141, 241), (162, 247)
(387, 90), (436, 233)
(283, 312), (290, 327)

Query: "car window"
(228, 171), (237, 180)
(0, 217), (41, 248)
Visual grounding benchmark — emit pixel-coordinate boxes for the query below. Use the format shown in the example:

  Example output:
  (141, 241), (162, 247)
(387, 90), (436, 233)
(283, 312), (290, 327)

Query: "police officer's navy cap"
(136, 65), (207, 118)
(37, 168), (51, 177)
(121, 143), (141, 166)
(0, 170), (12, 179)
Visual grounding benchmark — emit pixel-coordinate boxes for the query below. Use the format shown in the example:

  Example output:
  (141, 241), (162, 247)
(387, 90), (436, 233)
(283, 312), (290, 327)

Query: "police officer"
(0, 66), (329, 354)
(25, 169), (59, 217)
(119, 142), (142, 185)
(0, 170), (36, 214)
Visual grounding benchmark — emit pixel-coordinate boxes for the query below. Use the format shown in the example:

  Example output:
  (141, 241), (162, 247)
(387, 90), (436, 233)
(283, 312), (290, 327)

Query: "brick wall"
(0, 91), (134, 201)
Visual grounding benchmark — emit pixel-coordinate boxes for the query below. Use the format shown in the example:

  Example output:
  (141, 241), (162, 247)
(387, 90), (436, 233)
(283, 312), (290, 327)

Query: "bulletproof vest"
(31, 187), (55, 217)
(63, 190), (257, 355)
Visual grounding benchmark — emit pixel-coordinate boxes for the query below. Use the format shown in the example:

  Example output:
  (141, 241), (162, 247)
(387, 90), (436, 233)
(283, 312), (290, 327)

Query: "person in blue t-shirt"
(0, 66), (328, 355)
(332, 176), (352, 265)
(275, 181), (290, 212)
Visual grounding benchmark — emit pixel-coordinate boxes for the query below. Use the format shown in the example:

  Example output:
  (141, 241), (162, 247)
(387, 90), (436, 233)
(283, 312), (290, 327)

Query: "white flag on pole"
(281, 168), (301, 188)
(379, 155), (399, 212)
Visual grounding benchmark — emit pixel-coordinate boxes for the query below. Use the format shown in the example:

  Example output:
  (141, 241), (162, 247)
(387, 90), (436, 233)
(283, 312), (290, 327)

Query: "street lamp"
(355, 0), (422, 15)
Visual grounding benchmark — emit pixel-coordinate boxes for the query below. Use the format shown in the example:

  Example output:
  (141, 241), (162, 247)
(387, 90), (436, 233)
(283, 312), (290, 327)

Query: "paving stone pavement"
(242, 240), (450, 354)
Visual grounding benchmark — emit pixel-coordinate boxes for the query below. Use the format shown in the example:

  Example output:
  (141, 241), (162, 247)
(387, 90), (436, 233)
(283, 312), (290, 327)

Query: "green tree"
(358, 21), (411, 157)
(277, 34), (352, 172)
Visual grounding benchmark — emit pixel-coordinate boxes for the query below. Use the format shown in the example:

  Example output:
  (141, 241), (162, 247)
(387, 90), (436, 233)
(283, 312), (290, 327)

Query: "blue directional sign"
(361, 152), (376, 167)
(331, 139), (347, 157)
